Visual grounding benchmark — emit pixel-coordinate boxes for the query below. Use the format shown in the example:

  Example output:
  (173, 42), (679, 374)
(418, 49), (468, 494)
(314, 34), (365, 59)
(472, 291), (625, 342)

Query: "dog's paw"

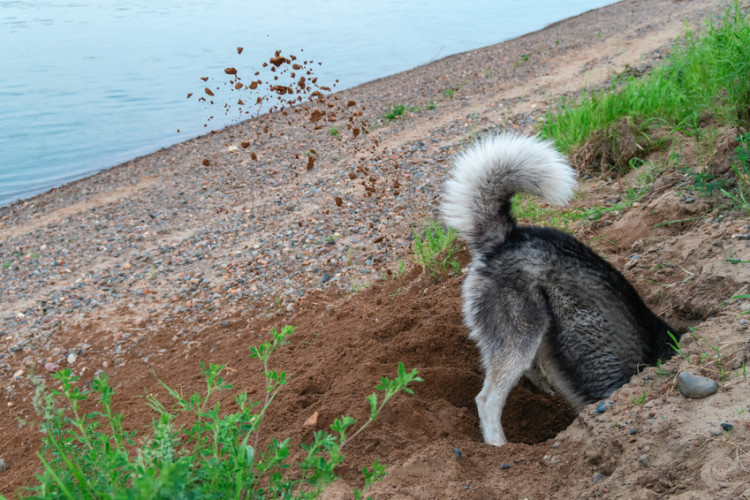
(484, 436), (507, 447)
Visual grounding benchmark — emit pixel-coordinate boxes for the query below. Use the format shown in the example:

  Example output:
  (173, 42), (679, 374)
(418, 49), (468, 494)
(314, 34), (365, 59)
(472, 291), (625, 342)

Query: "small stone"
(12, 369), (23, 380)
(453, 447), (462, 459)
(721, 422), (734, 432)
(303, 411), (319, 427)
(638, 454), (651, 468)
(677, 372), (718, 399)
(596, 401), (608, 413)
(67, 353), (77, 365)
(500, 463), (511, 469)
(45, 362), (60, 372)
(0, 458), (7, 472)
(629, 429), (637, 435)
(320, 273), (332, 284)
(593, 472), (604, 484)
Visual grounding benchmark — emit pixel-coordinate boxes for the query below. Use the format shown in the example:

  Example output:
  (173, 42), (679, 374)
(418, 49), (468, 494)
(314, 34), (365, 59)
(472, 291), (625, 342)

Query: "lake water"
(0, 0), (616, 207)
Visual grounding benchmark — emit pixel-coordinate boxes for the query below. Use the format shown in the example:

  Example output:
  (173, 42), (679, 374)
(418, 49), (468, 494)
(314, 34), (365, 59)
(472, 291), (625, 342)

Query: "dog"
(440, 133), (677, 446)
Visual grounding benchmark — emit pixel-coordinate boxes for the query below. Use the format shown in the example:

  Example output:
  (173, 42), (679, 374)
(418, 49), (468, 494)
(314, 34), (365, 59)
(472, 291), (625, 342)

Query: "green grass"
(328, 127), (339, 137)
(511, 178), (649, 230)
(441, 88), (457, 99)
(20, 326), (423, 499)
(539, 3), (750, 167)
(382, 104), (421, 122)
(412, 221), (461, 277)
(631, 391), (646, 405)
(720, 132), (750, 212)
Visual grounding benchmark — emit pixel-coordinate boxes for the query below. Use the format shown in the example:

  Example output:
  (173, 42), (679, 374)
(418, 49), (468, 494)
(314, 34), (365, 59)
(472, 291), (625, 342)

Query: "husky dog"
(441, 133), (676, 446)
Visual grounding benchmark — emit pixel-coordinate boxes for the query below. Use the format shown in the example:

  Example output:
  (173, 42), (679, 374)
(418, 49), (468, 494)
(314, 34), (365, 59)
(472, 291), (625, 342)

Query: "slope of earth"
(1, 0), (749, 498)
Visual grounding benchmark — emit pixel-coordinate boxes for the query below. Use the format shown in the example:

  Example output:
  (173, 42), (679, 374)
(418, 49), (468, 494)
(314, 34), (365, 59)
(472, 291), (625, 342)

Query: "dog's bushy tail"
(441, 133), (576, 251)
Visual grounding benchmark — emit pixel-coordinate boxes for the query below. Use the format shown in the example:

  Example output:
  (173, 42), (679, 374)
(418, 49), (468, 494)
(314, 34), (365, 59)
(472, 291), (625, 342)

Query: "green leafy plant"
(382, 104), (421, 122)
(24, 326), (422, 499)
(412, 221), (461, 277)
(328, 127), (340, 137)
(684, 169), (726, 195)
(441, 88), (457, 99)
(383, 104), (406, 121)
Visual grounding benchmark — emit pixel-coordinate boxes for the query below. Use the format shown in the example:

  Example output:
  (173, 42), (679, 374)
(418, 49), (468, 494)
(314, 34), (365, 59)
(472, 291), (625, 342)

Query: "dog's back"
(468, 224), (675, 408)
(441, 133), (677, 445)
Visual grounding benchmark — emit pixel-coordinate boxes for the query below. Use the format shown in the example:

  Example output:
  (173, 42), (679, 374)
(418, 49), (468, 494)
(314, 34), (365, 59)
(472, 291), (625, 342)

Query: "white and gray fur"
(441, 133), (676, 446)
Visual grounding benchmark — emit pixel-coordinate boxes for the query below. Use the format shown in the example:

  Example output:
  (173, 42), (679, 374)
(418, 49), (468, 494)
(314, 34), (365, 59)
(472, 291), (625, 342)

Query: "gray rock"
(593, 472), (604, 484)
(677, 372), (719, 399)
(0, 458), (7, 472)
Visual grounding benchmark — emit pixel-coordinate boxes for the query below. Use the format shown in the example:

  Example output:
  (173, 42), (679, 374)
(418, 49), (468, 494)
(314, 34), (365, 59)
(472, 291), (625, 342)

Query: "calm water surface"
(0, 0), (616, 206)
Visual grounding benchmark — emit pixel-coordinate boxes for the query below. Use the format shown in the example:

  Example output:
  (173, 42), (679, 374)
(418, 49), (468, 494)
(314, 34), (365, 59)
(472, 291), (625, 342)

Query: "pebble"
(67, 353), (77, 365)
(596, 400), (614, 413)
(593, 472), (604, 484)
(638, 454), (651, 468)
(677, 372), (718, 399)
(453, 447), (462, 459)
(721, 422), (734, 432)
(0, 458), (7, 472)
(500, 463), (511, 469)
(45, 362), (60, 372)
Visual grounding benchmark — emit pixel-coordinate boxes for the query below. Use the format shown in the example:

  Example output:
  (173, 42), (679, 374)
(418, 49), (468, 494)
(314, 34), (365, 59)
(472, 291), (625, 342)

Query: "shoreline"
(0, 2), (619, 211)
(0, 0), (728, 366)
(0, 0), (703, 216)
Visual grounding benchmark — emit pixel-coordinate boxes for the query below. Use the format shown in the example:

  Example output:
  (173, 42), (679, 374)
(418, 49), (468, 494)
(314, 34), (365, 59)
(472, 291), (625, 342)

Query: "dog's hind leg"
(476, 347), (538, 446)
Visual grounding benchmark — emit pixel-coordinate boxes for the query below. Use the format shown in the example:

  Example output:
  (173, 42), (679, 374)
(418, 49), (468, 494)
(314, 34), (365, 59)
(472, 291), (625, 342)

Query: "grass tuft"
(412, 221), (461, 277)
(539, 2), (750, 173)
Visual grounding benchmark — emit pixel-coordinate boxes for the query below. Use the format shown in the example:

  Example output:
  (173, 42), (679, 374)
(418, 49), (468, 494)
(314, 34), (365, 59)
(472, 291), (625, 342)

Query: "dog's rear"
(441, 134), (676, 446)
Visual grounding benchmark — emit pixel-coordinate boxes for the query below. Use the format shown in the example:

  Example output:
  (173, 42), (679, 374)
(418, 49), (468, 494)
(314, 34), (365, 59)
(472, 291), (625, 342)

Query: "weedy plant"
(412, 221), (461, 277)
(382, 104), (421, 122)
(441, 88), (457, 99)
(21, 326), (423, 500)
(382, 104), (406, 121)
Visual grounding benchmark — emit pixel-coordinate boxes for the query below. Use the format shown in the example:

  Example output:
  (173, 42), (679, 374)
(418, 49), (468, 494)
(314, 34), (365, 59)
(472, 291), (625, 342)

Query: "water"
(0, 0), (616, 207)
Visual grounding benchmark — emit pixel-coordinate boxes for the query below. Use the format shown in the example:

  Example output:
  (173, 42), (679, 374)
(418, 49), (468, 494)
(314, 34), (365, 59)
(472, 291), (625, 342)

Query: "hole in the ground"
(501, 378), (578, 445)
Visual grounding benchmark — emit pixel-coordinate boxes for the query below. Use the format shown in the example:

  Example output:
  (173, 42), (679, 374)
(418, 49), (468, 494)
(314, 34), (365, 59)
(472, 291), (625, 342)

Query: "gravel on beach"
(0, 0), (727, 375)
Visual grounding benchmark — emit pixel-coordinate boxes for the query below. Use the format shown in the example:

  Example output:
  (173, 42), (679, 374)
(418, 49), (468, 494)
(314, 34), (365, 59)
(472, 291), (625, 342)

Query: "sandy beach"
(3, 0), (750, 497)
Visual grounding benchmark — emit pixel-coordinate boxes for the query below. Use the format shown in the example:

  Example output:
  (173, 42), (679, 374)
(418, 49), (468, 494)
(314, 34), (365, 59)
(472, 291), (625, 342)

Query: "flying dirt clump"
(188, 48), (408, 206)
